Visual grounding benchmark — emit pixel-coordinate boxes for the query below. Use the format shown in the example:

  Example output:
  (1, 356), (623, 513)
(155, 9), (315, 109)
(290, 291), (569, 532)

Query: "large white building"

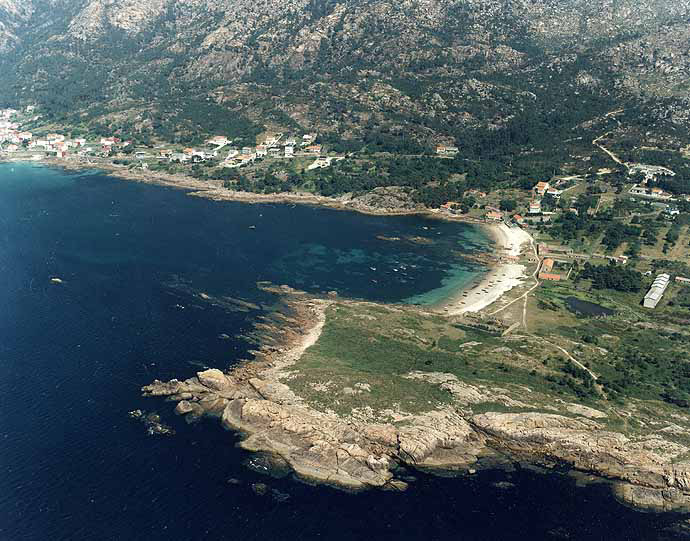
(644, 273), (670, 308)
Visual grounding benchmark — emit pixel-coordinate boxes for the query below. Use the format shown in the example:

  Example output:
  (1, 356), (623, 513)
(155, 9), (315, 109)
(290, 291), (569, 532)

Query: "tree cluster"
(578, 262), (642, 292)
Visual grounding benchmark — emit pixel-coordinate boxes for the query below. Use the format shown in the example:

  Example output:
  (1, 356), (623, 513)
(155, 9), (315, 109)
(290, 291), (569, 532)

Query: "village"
(0, 107), (345, 171)
(432, 142), (690, 312)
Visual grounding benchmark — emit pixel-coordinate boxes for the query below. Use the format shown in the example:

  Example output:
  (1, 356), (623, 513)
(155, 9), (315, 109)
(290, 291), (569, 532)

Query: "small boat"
(249, 225), (256, 229)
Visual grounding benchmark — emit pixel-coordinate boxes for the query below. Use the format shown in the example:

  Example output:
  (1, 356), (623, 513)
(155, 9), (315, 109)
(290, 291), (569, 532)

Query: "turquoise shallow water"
(404, 263), (485, 306)
(0, 163), (686, 540)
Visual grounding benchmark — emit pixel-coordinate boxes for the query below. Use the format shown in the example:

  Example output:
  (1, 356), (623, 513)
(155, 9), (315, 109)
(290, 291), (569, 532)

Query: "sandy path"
(263, 301), (332, 381)
(284, 302), (329, 363)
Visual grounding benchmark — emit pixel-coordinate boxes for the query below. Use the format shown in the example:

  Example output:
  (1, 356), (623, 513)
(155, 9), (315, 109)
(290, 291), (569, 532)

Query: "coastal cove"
(1, 163), (688, 540)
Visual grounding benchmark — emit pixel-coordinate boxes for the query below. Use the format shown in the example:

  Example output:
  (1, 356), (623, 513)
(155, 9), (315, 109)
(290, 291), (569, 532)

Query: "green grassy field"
(281, 273), (690, 448)
(530, 280), (690, 407)
(286, 301), (602, 417)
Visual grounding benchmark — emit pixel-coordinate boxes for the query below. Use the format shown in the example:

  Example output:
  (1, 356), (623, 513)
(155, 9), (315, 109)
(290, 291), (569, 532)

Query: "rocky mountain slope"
(1, 0), (689, 148)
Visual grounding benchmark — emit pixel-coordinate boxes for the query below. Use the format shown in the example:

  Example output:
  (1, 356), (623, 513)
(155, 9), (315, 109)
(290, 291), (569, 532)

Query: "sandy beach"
(441, 223), (533, 316)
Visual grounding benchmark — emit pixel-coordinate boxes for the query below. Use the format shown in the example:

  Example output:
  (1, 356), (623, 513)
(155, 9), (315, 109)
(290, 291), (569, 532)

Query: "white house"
(207, 135), (230, 146)
(436, 145), (459, 156)
(170, 153), (190, 163)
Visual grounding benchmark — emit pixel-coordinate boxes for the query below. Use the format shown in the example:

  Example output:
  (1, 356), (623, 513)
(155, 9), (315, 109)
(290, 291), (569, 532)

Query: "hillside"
(1, 0), (690, 153)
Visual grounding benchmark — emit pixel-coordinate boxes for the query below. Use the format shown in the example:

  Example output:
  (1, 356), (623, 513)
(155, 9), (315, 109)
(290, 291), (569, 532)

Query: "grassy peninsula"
(145, 227), (690, 513)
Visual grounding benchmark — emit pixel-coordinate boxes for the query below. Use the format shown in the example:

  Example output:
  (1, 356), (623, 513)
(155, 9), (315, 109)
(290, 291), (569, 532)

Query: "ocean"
(0, 163), (686, 540)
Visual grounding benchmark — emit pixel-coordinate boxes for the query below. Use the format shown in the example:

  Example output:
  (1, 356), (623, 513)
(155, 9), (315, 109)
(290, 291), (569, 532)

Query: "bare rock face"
(67, 0), (170, 39)
(221, 397), (395, 489)
(614, 482), (690, 513)
(197, 369), (230, 392)
(471, 412), (690, 510)
(143, 366), (487, 490)
(174, 400), (197, 415)
(141, 299), (690, 511)
(397, 410), (481, 465)
(344, 187), (420, 214)
(144, 366), (690, 509)
(565, 404), (607, 419)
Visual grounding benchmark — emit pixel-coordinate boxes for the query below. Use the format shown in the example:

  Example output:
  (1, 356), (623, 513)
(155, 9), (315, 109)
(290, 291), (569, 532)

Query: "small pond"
(565, 296), (616, 317)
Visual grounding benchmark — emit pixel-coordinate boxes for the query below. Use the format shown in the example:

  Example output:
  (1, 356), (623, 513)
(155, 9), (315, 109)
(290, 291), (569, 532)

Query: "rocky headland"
(143, 292), (690, 513)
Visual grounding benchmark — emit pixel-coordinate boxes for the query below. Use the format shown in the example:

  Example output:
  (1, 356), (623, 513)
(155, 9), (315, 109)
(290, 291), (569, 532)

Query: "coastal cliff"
(144, 295), (690, 512)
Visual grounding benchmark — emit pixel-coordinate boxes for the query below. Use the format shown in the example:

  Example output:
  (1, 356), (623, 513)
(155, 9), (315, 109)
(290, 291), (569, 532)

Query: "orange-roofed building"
(539, 258), (565, 281)
(541, 258), (555, 273)
(535, 182), (550, 196)
(539, 272), (562, 281)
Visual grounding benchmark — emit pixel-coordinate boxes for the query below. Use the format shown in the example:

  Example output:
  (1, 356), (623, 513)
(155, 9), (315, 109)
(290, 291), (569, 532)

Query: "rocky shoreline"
(143, 292), (690, 513)
(6, 157), (443, 218)
(18, 159), (689, 514)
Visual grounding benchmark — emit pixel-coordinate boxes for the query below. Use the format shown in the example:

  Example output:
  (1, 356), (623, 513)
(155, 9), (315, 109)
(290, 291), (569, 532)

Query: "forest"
(577, 262), (642, 292)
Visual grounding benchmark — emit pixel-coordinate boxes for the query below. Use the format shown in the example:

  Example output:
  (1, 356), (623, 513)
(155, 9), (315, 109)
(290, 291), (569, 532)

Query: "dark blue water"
(565, 297), (616, 317)
(0, 163), (686, 540)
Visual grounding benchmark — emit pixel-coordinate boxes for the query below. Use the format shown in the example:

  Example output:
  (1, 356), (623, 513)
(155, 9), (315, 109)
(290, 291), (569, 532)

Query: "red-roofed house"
(535, 182), (550, 196)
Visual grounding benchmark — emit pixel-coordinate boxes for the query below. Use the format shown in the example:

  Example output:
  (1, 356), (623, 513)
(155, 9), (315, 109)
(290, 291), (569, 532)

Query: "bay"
(0, 163), (684, 540)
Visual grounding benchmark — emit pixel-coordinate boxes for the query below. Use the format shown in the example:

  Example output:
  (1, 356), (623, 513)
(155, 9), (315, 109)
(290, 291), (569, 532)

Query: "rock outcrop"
(143, 298), (690, 511)
(2, 0), (690, 145)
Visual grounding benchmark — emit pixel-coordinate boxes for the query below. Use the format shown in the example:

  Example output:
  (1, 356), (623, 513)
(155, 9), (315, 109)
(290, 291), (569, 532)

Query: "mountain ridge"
(1, 0), (689, 151)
